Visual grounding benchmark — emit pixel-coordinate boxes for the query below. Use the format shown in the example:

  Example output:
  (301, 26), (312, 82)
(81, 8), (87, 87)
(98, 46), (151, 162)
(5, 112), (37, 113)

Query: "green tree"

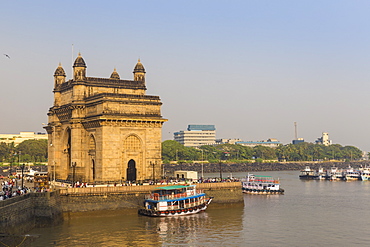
(253, 145), (277, 160)
(0, 142), (16, 162)
(17, 139), (48, 162)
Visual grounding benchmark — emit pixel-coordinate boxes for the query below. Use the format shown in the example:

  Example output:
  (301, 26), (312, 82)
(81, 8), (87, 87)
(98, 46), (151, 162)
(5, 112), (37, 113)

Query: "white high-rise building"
(315, 132), (332, 146)
(174, 125), (216, 147)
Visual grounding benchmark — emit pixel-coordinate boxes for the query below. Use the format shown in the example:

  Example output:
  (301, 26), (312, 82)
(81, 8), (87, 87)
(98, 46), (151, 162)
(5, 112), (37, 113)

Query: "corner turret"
(133, 59), (146, 82)
(73, 53), (87, 81)
(54, 63), (66, 88)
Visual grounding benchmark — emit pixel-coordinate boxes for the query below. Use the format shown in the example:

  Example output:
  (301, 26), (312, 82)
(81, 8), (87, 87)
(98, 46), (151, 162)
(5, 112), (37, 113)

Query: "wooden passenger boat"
(138, 185), (213, 217)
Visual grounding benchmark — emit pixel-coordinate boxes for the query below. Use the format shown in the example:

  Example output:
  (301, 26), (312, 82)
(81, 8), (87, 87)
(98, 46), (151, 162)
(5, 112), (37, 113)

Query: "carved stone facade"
(45, 54), (167, 183)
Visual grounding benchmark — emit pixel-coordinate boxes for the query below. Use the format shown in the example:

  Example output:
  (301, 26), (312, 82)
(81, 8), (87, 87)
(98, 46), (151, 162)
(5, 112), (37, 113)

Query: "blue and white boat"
(242, 173), (284, 194)
(138, 185), (213, 217)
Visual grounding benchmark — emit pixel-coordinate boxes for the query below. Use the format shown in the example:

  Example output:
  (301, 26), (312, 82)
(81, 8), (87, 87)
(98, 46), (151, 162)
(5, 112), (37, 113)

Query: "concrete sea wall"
(0, 192), (63, 235)
(58, 182), (242, 212)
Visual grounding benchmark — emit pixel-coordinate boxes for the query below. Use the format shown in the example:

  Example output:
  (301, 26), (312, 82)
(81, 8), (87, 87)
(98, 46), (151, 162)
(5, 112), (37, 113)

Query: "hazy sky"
(1, 1), (370, 151)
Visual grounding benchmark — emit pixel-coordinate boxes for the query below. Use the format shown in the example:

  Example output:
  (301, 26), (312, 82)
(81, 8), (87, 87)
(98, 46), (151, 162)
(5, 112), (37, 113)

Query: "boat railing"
(246, 179), (280, 184)
(145, 190), (204, 200)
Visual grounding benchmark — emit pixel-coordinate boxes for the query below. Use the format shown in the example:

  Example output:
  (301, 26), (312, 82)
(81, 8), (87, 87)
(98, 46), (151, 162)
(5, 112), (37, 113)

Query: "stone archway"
(127, 159), (137, 182)
(88, 135), (96, 182)
(62, 128), (72, 180)
(123, 135), (142, 181)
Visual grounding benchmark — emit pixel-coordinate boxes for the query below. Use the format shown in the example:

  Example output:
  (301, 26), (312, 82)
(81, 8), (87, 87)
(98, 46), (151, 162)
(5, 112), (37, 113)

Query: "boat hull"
(242, 188), (284, 195)
(138, 198), (212, 217)
(299, 175), (319, 180)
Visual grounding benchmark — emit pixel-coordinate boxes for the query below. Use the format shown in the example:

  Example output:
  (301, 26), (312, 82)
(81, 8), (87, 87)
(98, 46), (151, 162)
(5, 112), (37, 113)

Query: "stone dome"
(133, 59), (145, 73)
(110, 68), (120, 79)
(54, 63), (66, 76)
(73, 53), (86, 68)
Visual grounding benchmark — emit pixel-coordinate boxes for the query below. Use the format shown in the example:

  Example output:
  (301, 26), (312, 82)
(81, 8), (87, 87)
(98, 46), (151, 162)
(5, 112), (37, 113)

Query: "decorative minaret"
(110, 68), (120, 79)
(53, 63), (66, 106)
(133, 59), (146, 82)
(73, 53), (87, 81)
(54, 63), (66, 87)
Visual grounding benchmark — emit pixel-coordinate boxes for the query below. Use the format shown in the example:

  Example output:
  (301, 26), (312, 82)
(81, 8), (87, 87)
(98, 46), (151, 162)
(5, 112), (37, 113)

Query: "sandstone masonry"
(44, 55), (167, 184)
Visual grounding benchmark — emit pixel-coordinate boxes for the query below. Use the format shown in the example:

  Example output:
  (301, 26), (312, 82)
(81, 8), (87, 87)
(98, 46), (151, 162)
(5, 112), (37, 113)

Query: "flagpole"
(72, 44), (74, 78)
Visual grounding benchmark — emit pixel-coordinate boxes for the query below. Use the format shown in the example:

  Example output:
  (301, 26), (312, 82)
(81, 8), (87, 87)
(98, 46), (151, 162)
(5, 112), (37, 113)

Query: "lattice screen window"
(124, 135), (141, 151)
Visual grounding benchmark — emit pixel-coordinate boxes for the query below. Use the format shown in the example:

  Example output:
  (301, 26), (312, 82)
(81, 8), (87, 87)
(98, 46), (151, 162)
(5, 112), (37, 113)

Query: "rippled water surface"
(28, 171), (370, 246)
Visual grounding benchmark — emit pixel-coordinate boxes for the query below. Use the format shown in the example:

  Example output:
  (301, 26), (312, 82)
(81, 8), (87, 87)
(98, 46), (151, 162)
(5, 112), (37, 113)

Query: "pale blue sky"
(1, 1), (370, 150)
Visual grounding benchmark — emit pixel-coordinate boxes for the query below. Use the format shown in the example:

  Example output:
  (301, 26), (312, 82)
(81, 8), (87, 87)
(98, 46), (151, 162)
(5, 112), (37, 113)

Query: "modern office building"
(236, 138), (281, 148)
(174, 125), (216, 147)
(0, 132), (47, 146)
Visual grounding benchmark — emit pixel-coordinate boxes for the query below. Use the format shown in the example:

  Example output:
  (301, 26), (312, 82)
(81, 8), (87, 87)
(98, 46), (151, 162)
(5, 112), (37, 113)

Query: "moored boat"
(326, 166), (344, 180)
(360, 166), (370, 181)
(343, 166), (361, 181)
(138, 185), (213, 217)
(242, 173), (284, 194)
(299, 166), (319, 179)
(317, 166), (326, 179)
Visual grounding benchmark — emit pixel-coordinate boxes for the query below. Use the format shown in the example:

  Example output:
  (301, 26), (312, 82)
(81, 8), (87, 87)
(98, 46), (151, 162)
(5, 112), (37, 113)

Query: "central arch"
(127, 159), (137, 181)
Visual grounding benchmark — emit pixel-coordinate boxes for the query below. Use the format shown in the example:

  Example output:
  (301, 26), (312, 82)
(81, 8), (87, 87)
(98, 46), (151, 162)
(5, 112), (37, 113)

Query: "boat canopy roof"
(154, 185), (194, 190)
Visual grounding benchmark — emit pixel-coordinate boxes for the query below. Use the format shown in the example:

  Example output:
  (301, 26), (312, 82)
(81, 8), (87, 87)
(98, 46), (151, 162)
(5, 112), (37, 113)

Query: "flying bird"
(4, 54), (10, 59)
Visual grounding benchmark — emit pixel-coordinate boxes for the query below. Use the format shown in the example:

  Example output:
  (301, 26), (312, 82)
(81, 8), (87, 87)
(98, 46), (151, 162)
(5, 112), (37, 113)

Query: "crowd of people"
(0, 178), (32, 201)
(0, 174), (241, 199)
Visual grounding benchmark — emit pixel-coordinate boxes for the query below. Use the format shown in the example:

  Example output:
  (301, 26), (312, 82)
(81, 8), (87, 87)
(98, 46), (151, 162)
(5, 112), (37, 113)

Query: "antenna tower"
(294, 122), (298, 140)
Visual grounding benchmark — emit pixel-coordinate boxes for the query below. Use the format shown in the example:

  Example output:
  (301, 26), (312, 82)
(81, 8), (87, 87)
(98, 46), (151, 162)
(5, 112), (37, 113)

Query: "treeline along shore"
(164, 161), (370, 175)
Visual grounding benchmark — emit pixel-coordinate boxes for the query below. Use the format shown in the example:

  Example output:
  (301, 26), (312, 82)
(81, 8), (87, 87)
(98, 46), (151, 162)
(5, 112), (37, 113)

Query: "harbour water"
(27, 170), (370, 246)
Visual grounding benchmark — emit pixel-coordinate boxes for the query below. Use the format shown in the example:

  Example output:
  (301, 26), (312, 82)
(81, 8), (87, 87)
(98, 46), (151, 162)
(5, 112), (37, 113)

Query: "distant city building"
(236, 138), (281, 148)
(292, 138), (305, 145)
(315, 132), (332, 146)
(174, 125), (216, 147)
(0, 132), (48, 146)
(362, 151), (368, 160)
(215, 138), (243, 145)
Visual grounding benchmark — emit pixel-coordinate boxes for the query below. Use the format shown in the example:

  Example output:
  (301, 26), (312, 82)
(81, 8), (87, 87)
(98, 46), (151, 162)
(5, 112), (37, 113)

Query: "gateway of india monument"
(44, 53), (167, 184)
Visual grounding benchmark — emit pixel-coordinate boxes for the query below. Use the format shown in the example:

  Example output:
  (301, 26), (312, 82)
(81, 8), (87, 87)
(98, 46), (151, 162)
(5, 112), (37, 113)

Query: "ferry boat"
(138, 185), (213, 217)
(317, 166), (327, 179)
(299, 166), (319, 179)
(242, 174), (284, 194)
(326, 166), (344, 180)
(359, 166), (370, 181)
(343, 166), (361, 181)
